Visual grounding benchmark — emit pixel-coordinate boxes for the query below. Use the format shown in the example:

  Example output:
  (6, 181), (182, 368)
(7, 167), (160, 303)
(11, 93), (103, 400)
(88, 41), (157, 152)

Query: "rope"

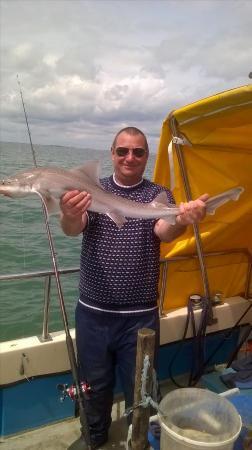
(125, 355), (160, 416)
(125, 355), (162, 450)
(168, 295), (210, 387)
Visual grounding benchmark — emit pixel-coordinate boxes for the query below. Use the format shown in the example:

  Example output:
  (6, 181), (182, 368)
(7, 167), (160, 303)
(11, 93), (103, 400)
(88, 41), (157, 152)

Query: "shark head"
(0, 173), (34, 197)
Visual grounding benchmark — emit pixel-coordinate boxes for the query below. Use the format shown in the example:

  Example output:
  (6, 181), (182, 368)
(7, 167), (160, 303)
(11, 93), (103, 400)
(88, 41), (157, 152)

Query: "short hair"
(112, 126), (149, 152)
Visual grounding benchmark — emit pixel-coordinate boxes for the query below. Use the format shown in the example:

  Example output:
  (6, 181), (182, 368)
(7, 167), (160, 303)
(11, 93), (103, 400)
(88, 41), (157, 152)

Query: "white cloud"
(43, 53), (60, 68)
(0, 0), (251, 151)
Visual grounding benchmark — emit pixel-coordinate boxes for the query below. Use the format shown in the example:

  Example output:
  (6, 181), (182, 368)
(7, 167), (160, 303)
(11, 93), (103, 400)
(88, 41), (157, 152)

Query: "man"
(60, 127), (208, 449)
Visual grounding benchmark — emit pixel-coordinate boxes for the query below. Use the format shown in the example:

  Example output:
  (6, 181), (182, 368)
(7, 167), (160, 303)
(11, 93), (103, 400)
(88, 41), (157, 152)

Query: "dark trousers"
(75, 303), (160, 443)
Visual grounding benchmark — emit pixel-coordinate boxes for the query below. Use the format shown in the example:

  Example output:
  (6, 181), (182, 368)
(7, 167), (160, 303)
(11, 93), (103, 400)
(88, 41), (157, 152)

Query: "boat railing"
(0, 267), (79, 342)
(0, 247), (251, 341)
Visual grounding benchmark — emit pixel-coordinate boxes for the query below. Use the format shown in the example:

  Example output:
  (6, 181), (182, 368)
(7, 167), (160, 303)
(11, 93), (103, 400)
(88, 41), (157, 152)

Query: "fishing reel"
(57, 381), (91, 402)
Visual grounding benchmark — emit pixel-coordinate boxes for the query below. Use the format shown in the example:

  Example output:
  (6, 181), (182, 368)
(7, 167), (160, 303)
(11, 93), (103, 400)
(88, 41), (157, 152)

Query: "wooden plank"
(131, 328), (155, 450)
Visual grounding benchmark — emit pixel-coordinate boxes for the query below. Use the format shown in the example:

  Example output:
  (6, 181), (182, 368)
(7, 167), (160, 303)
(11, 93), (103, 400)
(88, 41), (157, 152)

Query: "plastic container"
(158, 388), (242, 450)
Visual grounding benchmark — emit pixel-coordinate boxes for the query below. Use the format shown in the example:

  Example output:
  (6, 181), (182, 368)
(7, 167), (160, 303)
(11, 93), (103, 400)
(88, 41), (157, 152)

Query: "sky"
(1, 0), (252, 152)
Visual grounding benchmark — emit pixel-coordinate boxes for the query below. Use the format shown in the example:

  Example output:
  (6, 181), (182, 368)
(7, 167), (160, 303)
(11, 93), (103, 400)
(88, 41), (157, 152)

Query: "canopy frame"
(169, 114), (215, 324)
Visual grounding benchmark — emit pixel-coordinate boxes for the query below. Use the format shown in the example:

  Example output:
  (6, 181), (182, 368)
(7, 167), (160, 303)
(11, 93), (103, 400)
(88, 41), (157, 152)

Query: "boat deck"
(1, 399), (128, 450)
(0, 379), (178, 450)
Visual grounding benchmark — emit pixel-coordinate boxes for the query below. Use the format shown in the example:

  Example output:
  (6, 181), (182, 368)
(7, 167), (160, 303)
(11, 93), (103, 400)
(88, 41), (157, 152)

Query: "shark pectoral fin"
(160, 215), (177, 225)
(32, 189), (60, 214)
(107, 211), (127, 229)
(43, 195), (60, 215)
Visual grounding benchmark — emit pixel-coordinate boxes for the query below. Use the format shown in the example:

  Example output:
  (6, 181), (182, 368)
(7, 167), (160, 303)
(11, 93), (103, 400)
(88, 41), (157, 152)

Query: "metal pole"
(40, 275), (52, 342)
(244, 253), (252, 299)
(169, 115), (215, 325)
(159, 261), (168, 316)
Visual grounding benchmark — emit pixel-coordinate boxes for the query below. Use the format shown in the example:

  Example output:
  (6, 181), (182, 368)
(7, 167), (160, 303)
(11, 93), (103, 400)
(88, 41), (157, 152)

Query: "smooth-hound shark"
(0, 161), (244, 228)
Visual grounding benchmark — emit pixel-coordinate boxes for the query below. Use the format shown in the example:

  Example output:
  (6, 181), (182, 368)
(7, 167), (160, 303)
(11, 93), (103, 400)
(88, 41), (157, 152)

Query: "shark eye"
(2, 179), (12, 185)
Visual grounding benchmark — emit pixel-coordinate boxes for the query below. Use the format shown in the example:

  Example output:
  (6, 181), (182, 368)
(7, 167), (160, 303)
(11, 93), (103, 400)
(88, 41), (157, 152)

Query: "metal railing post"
(159, 260), (168, 316)
(0, 267), (79, 340)
(40, 275), (52, 342)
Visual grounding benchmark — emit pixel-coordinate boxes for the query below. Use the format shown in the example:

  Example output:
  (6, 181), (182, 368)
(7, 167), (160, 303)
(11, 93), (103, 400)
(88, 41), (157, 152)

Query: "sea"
(0, 141), (157, 342)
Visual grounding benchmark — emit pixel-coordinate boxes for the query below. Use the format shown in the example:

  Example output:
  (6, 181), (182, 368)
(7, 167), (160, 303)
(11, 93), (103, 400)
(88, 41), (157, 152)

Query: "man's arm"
(154, 194), (209, 243)
(60, 190), (92, 236)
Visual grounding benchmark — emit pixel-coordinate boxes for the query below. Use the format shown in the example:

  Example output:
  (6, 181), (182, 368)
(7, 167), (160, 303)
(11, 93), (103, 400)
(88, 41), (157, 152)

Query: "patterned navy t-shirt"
(79, 175), (175, 315)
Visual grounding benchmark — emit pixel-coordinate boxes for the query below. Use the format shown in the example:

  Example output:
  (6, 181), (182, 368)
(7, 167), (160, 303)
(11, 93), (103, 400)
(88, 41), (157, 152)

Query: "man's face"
(111, 131), (149, 185)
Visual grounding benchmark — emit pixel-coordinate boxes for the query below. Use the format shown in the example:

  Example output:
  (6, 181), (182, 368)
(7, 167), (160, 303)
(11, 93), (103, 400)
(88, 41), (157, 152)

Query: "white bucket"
(158, 388), (242, 450)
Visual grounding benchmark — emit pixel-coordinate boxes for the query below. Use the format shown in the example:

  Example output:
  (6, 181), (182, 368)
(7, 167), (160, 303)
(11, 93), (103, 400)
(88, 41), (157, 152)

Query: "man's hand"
(60, 190), (92, 218)
(60, 190), (92, 236)
(154, 193), (209, 242)
(176, 193), (209, 226)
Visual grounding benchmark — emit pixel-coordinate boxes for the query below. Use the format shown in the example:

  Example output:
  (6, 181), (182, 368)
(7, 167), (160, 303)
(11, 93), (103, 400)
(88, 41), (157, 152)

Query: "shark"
(0, 161), (244, 228)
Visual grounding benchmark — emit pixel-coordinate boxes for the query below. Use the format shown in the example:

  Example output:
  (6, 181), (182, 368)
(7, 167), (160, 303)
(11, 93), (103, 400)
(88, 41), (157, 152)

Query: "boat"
(1, 85), (252, 449)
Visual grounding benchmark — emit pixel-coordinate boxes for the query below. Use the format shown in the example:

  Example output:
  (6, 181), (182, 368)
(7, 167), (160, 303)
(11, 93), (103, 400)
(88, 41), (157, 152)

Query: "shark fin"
(151, 191), (177, 208)
(151, 192), (179, 225)
(107, 211), (127, 229)
(206, 198), (228, 215)
(206, 186), (244, 215)
(158, 215), (177, 225)
(33, 190), (59, 216)
(231, 186), (244, 200)
(70, 161), (101, 186)
(43, 195), (60, 215)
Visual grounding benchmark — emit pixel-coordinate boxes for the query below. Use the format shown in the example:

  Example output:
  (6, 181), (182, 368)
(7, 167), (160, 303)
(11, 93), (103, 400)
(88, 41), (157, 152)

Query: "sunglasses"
(114, 147), (146, 158)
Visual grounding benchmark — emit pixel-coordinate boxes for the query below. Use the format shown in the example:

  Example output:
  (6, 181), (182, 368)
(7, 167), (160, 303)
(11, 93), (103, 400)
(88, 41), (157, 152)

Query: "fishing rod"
(16, 75), (37, 167)
(17, 75), (92, 450)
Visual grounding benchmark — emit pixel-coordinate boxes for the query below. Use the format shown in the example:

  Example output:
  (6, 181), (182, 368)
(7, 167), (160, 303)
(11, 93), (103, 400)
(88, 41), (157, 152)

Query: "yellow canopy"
(153, 85), (252, 311)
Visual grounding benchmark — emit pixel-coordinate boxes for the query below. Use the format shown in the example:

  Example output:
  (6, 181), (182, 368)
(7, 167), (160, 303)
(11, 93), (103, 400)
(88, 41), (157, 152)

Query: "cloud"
(0, 0), (251, 151)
